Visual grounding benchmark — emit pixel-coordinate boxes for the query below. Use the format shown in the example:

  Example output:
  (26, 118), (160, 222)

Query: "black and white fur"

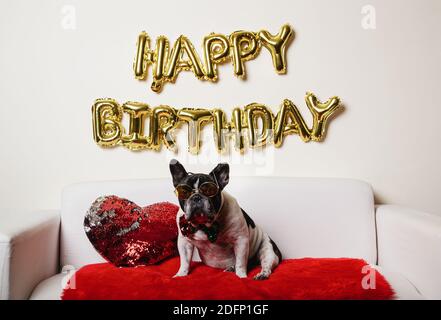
(169, 159), (282, 280)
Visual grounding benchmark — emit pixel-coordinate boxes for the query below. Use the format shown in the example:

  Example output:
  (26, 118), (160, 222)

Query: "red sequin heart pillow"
(84, 195), (179, 267)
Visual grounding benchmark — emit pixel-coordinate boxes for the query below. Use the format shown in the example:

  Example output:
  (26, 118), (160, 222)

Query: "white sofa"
(1, 177), (440, 300)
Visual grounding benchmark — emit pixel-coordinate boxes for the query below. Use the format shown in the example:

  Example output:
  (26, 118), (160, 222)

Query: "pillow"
(84, 195), (179, 267)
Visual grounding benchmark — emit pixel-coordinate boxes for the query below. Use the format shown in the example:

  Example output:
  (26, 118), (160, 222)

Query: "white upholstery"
(376, 205), (441, 299)
(60, 177), (377, 268)
(29, 273), (65, 300)
(0, 210), (60, 299)
(370, 266), (423, 300)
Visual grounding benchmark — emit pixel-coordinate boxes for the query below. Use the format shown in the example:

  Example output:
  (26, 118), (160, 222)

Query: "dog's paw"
(235, 270), (247, 278)
(173, 271), (188, 278)
(253, 271), (270, 280)
(224, 266), (235, 272)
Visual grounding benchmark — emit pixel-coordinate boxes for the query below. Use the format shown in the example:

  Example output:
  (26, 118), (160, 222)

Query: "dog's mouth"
(190, 212), (212, 226)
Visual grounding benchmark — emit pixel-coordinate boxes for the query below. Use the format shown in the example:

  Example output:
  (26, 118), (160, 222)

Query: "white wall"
(1, 0), (440, 215)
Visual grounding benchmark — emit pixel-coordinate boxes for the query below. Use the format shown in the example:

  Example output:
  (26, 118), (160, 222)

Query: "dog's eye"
(199, 183), (219, 197)
(175, 185), (192, 200)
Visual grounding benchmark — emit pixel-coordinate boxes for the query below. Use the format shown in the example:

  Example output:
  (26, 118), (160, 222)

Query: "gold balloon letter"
(92, 99), (123, 147)
(121, 102), (151, 150)
(305, 92), (341, 141)
(212, 108), (247, 153)
(212, 109), (228, 153)
(151, 36), (170, 92)
(133, 32), (153, 80)
(165, 36), (205, 83)
(230, 31), (260, 78)
(274, 93), (341, 147)
(177, 108), (213, 154)
(259, 24), (294, 74)
(149, 106), (179, 151)
(245, 103), (274, 148)
(203, 34), (230, 81)
(274, 99), (311, 145)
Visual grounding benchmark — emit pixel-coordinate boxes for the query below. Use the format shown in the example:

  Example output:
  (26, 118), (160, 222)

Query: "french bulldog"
(169, 159), (282, 280)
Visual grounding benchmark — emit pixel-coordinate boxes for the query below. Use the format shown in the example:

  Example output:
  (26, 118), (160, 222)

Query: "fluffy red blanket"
(62, 257), (394, 300)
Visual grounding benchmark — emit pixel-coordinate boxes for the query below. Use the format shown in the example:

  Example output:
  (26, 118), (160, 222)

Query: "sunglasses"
(174, 181), (219, 200)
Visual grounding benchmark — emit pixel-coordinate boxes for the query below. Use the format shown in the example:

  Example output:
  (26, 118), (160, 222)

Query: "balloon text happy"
(133, 24), (294, 92)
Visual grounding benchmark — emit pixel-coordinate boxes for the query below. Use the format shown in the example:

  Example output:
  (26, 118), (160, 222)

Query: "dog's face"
(169, 159), (229, 226)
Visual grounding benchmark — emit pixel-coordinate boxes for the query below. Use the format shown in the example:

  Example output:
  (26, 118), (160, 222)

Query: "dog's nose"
(192, 193), (202, 202)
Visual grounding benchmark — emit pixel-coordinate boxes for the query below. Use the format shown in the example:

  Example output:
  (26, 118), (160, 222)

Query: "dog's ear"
(210, 163), (229, 191)
(169, 159), (188, 187)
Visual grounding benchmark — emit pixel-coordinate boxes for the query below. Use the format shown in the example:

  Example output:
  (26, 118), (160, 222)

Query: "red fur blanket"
(62, 257), (394, 300)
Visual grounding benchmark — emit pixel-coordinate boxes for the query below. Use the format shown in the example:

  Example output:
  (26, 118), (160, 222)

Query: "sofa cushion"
(60, 257), (394, 300)
(61, 178), (377, 268)
(84, 197), (179, 267)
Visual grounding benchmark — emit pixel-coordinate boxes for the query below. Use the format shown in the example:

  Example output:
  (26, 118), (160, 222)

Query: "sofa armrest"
(0, 209), (60, 300)
(376, 205), (441, 299)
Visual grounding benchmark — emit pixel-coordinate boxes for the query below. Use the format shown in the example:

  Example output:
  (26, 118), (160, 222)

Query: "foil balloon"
(212, 108), (246, 153)
(133, 25), (294, 92)
(91, 92), (341, 154)
(212, 108), (229, 153)
(244, 103), (274, 148)
(164, 36), (206, 85)
(203, 34), (230, 81)
(149, 106), (179, 151)
(229, 31), (260, 78)
(121, 102), (151, 150)
(258, 24), (294, 74)
(152, 36), (170, 92)
(305, 92), (341, 141)
(92, 99), (123, 147)
(274, 99), (311, 145)
(133, 32), (151, 80)
(274, 93), (341, 147)
(231, 108), (247, 153)
(177, 108), (213, 154)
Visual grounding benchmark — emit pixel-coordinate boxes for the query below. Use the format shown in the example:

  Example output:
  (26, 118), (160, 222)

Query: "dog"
(169, 159), (282, 280)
